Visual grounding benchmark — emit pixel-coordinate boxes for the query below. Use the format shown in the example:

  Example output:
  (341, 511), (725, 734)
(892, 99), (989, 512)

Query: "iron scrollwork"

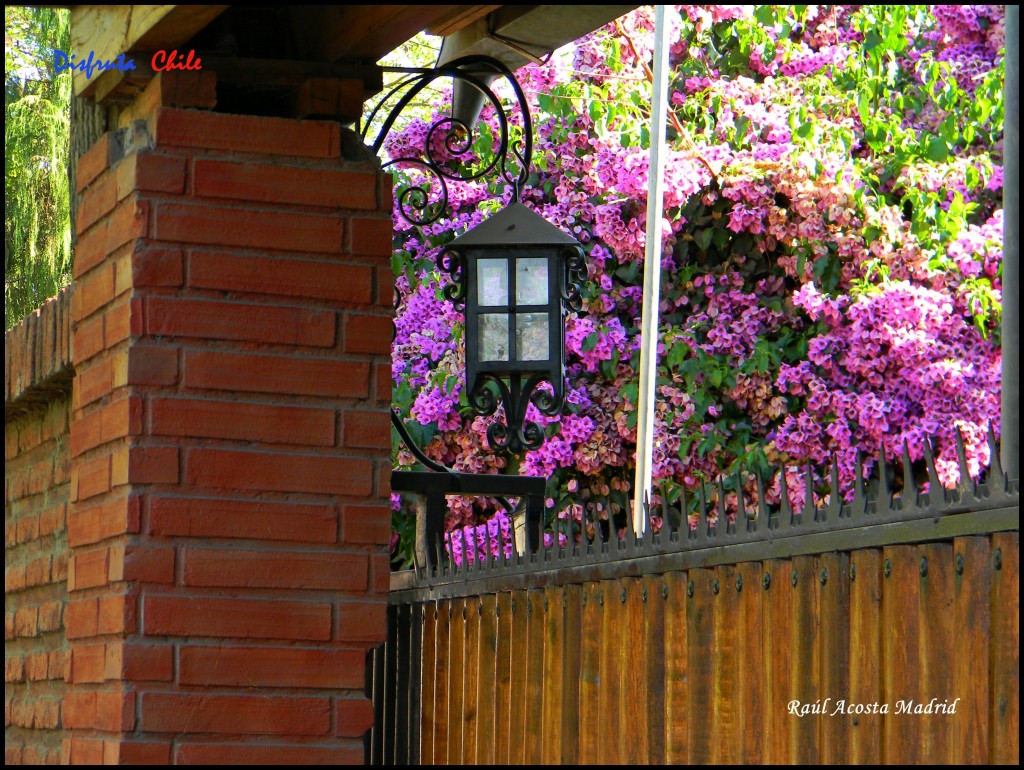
(363, 55), (534, 225)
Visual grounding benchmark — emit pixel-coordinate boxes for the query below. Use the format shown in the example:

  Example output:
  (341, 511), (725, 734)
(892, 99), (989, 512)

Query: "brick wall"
(61, 72), (394, 763)
(6, 291), (74, 764)
(6, 70), (395, 764)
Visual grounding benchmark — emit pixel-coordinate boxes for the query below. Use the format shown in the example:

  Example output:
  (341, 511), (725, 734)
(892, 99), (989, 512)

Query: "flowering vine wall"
(386, 5), (1006, 567)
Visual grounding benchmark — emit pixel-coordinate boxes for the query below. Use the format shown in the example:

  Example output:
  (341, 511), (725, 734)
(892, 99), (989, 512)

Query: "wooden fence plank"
(989, 532), (1019, 764)
(578, 583), (602, 764)
(952, 536), (991, 763)
(508, 590), (529, 764)
(542, 586), (565, 765)
(789, 554), (820, 763)
(447, 598), (466, 765)
(687, 568), (715, 764)
(817, 551), (850, 764)
(763, 559), (793, 763)
(620, 578), (649, 764)
(420, 601), (437, 765)
(599, 579), (623, 765)
(737, 561), (765, 763)
(643, 574), (667, 764)
(477, 594), (498, 765)
(917, 542), (954, 764)
(463, 596), (481, 765)
(560, 584), (582, 766)
(434, 600), (450, 766)
(882, 545), (921, 762)
(713, 563), (739, 764)
(525, 589), (546, 765)
(663, 571), (689, 765)
(848, 549), (882, 763)
(495, 592), (513, 764)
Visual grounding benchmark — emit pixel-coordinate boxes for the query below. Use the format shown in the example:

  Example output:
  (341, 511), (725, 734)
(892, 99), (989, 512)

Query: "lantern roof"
(449, 202), (580, 249)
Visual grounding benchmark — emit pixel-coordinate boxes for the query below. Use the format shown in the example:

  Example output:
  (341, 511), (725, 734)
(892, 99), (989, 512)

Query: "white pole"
(632, 5), (671, 535)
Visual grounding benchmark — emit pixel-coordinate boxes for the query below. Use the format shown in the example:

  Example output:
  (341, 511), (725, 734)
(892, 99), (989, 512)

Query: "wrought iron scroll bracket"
(363, 55), (534, 227)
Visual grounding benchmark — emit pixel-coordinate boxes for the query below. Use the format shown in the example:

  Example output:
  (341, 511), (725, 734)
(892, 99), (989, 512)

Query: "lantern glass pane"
(479, 314), (510, 361)
(477, 259), (508, 306)
(516, 313), (550, 361)
(515, 257), (548, 306)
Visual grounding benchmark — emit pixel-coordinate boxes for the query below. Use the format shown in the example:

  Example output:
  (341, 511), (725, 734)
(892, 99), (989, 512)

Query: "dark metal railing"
(391, 432), (1019, 603)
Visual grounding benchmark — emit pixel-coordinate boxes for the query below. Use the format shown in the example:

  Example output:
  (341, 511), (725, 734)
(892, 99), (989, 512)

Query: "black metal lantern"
(439, 202), (585, 454)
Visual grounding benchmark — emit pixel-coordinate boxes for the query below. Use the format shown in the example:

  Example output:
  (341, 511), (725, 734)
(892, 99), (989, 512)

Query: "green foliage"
(5, 5), (71, 329)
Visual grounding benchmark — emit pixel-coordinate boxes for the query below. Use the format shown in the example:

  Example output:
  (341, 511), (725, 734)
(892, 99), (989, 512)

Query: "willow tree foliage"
(5, 6), (71, 329)
(386, 6), (1006, 567)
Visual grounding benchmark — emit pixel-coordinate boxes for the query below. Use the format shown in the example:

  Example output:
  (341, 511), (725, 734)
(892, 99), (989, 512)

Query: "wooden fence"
(375, 534), (1018, 764)
(371, 441), (1019, 765)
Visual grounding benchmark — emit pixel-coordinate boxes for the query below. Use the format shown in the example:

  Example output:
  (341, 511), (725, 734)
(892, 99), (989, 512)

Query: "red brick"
(194, 159), (377, 209)
(125, 445), (179, 485)
(25, 652), (49, 681)
(68, 493), (141, 547)
(154, 202), (343, 253)
(97, 592), (137, 635)
(175, 744), (363, 765)
(75, 358), (114, 407)
(109, 544), (175, 584)
(349, 216), (393, 257)
(74, 453), (111, 501)
(38, 600), (63, 632)
(34, 699), (59, 729)
(70, 547), (111, 591)
(179, 646), (364, 688)
(71, 409), (103, 458)
(183, 548), (367, 591)
(149, 496), (336, 543)
(143, 596), (331, 640)
(108, 642), (174, 682)
(6, 563), (26, 591)
(77, 133), (114, 193)
(105, 297), (144, 347)
(67, 737), (104, 765)
(116, 151), (186, 198)
(127, 345), (178, 386)
(145, 296), (335, 346)
(343, 505), (390, 545)
(5, 655), (25, 682)
(183, 350), (368, 398)
(333, 697), (374, 737)
(73, 198), (149, 279)
(186, 447), (372, 497)
(77, 171), (118, 235)
(69, 644), (106, 683)
(335, 601), (387, 645)
(102, 396), (143, 443)
(188, 251), (373, 304)
(374, 363), (392, 404)
(75, 263), (116, 320)
(107, 741), (172, 765)
(62, 690), (135, 731)
(343, 410), (390, 450)
(150, 397), (335, 446)
(39, 503), (66, 537)
(376, 264), (395, 307)
(156, 108), (341, 158)
(142, 692), (330, 735)
(74, 314), (105, 365)
(65, 598), (98, 639)
(132, 247), (183, 287)
(344, 313), (392, 355)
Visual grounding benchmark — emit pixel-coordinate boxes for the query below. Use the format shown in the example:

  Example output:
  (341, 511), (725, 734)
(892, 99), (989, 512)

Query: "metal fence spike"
(986, 424), (1005, 493)
(877, 445), (893, 513)
(804, 462), (817, 523)
(898, 439), (915, 513)
(828, 457), (842, 520)
(779, 467), (793, 528)
(923, 434), (944, 506)
(852, 450), (867, 518)
(954, 429), (973, 501)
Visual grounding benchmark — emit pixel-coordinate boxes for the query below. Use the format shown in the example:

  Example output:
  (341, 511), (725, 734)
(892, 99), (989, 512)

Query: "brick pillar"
(65, 73), (393, 764)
